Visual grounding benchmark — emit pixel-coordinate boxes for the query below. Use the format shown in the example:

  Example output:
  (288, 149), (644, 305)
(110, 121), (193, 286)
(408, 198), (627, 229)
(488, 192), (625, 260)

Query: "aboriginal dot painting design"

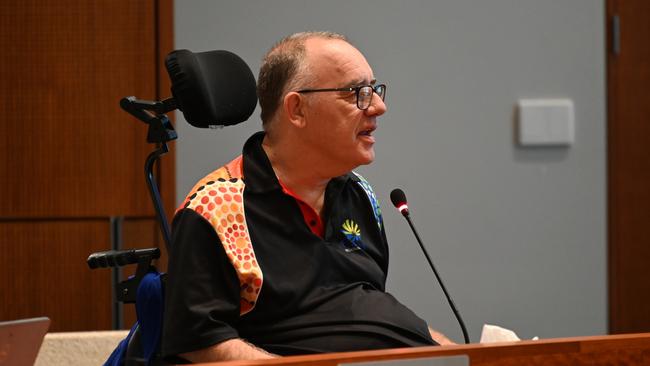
(179, 156), (262, 315)
(352, 172), (383, 231)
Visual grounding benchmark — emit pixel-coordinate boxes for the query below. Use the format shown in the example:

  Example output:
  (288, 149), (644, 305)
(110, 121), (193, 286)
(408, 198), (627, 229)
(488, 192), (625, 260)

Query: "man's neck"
(262, 134), (330, 216)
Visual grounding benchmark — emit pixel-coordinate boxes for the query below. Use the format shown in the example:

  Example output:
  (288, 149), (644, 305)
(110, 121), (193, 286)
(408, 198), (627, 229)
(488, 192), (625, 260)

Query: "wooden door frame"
(606, 0), (650, 334)
(156, 0), (176, 237)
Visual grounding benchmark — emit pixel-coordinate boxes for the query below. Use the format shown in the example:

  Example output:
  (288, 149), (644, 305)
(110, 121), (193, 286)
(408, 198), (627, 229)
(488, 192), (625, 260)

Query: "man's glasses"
(296, 84), (387, 110)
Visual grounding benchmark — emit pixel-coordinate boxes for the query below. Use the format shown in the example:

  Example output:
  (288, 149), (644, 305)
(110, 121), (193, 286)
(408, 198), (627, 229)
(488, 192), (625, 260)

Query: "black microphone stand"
(401, 211), (471, 344)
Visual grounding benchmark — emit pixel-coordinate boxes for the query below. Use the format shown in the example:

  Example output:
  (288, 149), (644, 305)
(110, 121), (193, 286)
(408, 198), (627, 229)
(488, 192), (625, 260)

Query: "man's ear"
(283, 92), (307, 128)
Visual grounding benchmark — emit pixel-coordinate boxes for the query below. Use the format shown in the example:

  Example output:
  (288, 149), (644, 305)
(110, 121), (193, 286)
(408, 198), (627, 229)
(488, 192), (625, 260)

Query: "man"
(162, 31), (452, 363)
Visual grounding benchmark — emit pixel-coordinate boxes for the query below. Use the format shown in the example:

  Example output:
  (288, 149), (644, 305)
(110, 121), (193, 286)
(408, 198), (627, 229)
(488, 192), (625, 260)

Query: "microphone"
(389, 188), (409, 216)
(165, 49), (258, 128)
(390, 188), (470, 344)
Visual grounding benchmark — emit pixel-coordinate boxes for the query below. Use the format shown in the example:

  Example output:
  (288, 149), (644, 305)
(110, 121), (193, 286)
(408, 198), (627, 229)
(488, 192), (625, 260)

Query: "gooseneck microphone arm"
(390, 189), (470, 344)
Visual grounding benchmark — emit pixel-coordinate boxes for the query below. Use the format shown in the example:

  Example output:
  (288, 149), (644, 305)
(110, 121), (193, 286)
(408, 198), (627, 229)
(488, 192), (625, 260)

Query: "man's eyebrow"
(348, 78), (377, 87)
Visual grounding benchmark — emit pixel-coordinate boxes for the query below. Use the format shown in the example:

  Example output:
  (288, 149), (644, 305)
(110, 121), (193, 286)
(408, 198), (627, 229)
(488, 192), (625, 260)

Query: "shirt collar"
(242, 131), (281, 193)
(241, 131), (353, 194)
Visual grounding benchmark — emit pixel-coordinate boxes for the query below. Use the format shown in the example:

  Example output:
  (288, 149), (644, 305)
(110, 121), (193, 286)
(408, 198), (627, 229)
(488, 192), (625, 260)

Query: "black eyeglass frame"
(296, 84), (387, 110)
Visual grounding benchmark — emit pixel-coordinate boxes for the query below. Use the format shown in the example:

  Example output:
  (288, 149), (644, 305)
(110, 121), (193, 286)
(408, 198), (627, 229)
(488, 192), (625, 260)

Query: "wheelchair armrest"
(87, 248), (160, 269)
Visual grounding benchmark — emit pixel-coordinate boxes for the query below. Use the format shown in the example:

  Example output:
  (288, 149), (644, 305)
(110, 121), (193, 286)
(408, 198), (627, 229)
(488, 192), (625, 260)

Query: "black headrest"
(165, 49), (257, 128)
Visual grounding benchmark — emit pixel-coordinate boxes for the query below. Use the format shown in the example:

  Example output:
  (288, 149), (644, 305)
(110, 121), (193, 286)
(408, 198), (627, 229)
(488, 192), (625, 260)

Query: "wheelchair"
(87, 48), (257, 366)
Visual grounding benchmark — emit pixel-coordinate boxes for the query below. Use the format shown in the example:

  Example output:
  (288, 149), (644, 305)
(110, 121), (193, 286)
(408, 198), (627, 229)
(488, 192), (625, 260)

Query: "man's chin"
(336, 148), (375, 174)
(357, 150), (376, 166)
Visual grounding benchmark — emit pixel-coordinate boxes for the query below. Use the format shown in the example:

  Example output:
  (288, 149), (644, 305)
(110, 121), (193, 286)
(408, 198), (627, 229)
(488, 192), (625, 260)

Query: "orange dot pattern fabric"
(178, 155), (262, 315)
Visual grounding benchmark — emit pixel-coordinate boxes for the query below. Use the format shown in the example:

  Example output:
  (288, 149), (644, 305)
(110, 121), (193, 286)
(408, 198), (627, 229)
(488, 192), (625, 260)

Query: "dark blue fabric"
(103, 270), (164, 366)
(136, 271), (165, 364)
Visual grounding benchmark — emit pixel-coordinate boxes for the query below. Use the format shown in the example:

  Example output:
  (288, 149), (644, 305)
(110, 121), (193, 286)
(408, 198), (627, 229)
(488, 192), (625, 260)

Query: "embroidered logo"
(341, 219), (364, 252)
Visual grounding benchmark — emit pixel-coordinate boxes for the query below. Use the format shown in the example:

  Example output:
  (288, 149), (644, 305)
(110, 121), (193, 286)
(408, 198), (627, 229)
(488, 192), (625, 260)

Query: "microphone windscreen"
(165, 49), (257, 128)
(390, 188), (407, 208)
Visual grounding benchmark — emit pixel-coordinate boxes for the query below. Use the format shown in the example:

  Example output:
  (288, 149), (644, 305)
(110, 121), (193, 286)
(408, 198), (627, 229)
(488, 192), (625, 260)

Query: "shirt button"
(309, 220), (317, 226)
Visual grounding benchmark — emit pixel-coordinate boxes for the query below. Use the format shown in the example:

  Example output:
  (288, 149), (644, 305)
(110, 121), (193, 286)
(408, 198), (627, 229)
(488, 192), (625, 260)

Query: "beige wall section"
(35, 331), (129, 366)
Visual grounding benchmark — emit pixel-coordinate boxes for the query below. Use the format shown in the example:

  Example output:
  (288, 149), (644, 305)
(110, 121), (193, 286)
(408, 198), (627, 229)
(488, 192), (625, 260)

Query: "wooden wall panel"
(608, 0), (650, 333)
(0, 0), (173, 331)
(0, 0), (158, 218)
(0, 220), (112, 331)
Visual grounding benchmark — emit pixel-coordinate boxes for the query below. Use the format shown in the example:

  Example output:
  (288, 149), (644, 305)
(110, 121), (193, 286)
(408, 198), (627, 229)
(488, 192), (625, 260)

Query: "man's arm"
(163, 210), (249, 359)
(180, 338), (278, 362)
(428, 327), (457, 345)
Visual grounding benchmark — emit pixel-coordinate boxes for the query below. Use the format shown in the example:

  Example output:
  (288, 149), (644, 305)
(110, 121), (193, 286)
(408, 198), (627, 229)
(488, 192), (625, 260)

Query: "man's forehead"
(305, 38), (373, 83)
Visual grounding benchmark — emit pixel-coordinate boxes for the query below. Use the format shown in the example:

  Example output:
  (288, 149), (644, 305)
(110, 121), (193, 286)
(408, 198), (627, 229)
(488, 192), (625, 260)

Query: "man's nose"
(365, 93), (387, 116)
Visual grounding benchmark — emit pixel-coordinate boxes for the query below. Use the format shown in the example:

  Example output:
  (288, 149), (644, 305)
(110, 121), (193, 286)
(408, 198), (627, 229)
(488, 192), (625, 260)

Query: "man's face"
(299, 38), (387, 175)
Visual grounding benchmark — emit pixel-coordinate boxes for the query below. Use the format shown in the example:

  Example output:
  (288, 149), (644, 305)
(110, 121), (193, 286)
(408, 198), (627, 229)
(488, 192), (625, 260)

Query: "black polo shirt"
(162, 132), (436, 358)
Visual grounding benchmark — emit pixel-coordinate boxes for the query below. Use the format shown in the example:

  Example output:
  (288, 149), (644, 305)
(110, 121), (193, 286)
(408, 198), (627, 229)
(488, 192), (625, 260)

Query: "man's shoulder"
(348, 171), (377, 195)
(348, 170), (368, 184)
(348, 171), (383, 230)
(177, 155), (245, 215)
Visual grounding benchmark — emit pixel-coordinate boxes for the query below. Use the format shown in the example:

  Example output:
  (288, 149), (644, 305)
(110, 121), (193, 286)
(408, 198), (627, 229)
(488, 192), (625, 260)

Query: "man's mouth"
(358, 126), (376, 137)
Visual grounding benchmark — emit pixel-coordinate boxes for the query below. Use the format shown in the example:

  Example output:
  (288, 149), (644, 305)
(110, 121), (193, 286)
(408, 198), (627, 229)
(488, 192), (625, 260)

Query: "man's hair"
(257, 31), (348, 127)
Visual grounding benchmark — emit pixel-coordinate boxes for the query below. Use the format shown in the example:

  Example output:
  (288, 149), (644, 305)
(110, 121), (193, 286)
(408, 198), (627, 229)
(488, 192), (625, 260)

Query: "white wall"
(174, 0), (606, 341)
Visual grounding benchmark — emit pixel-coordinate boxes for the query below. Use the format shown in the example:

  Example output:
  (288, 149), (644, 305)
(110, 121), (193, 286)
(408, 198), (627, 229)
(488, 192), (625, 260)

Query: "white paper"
(480, 324), (521, 343)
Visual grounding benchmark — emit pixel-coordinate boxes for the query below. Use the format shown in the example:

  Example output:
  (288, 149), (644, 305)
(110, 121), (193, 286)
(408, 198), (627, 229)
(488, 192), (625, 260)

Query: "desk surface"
(197, 333), (650, 366)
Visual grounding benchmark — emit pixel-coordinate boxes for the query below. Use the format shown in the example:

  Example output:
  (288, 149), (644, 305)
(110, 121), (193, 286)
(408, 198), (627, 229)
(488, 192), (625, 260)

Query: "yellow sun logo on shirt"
(341, 219), (364, 251)
(342, 219), (361, 237)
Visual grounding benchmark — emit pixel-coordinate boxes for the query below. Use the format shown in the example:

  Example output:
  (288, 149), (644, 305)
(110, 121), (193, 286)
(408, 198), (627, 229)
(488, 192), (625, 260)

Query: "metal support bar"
(612, 15), (620, 55)
(110, 216), (124, 330)
(145, 143), (172, 250)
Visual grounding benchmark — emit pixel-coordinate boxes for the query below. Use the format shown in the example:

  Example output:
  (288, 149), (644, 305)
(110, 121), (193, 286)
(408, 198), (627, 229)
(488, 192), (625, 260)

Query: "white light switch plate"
(517, 99), (574, 146)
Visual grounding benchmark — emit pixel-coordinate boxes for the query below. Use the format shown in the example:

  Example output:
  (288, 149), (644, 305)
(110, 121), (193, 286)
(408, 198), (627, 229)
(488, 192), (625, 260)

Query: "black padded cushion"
(165, 50), (257, 128)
